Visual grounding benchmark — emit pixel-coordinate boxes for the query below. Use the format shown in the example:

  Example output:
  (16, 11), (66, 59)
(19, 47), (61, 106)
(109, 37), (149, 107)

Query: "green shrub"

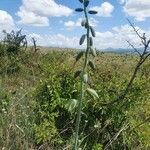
(32, 70), (79, 146)
(30, 51), (150, 149)
(3, 30), (27, 55)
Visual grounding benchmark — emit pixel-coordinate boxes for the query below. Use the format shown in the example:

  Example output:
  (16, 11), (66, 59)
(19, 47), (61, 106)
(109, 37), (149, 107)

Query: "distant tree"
(3, 29), (27, 54)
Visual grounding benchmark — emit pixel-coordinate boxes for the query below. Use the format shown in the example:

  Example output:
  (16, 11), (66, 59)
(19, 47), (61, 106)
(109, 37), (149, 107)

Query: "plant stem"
(74, 5), (90, 150)
(74, 79), (84, 150)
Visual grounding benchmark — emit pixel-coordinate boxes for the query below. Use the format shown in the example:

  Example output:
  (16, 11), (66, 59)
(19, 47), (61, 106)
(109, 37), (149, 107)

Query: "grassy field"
(0, 47), (150, 149)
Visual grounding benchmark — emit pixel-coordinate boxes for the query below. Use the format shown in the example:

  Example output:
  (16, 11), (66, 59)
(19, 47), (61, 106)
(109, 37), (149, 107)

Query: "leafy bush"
(32, 67), (80, 147)
(3, 29), (27, 55)
(0, 30), (28, 75)
(31, 52), (150, 149)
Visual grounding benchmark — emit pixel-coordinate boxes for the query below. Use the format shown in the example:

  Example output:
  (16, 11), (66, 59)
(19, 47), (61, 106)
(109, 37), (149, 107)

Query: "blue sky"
(0, 0), (150, 49)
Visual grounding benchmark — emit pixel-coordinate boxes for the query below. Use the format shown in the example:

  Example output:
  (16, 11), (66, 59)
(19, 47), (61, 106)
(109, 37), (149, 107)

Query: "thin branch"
(103, 19), (150, 107)
(104, 124), (129, 150)
(140, 52), (150, 65)
(32, 37), (39, 53)
(106, 116), (150, 149)
(126, 40), (142, 57)
(127, 19), (145, 45)
(147, 39), (150, 47)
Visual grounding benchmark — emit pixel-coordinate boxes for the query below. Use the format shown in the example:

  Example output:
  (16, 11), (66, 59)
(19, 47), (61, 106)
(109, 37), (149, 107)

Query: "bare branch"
(127, 19), (145, 45)
(32, 37), (39, 53)
(104, 117), (149, 150)
(126, 40), (142, 57)
(147, 39), (150, 46)
(103, 19), (150, 107)
(141, 53), (150, 64)
(104, 124), (129, 150)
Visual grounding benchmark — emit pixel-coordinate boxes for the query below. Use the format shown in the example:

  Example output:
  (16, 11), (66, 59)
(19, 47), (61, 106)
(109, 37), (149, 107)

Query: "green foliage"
(0, 49), (150, 149)
(74, 1), (98, 149)
(28, 52), (150, 150)
(0, 30), (28, 75)
(92, 144), (103, 150)
(32, 60), (80, 147)
(0, 11), (149, 150)
(0, 81), (35, 149)
(0, 56), (21, 75)
(0, 42), (5, 57)
(0, 88), (10, 114)
(3, 29), (27, 55)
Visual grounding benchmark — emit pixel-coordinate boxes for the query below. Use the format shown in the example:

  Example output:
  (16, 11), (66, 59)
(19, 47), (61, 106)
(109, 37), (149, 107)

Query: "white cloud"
(0, 10), (15, 40)
(0, 10), (15, 32)
(123, 0), (150, 21)
(91, 2), (114, 17)
(17, 8), (49, 26)
(95, 25), (150, 49)
(64, 21), (75, 29)
(28, 33), (42, 39)
(26, 33), (79, 48)
(27, 33), (43, 45)
(17, 0), (73, 26)
(64, 17), (98, 30)
(26, 25), (150, 50)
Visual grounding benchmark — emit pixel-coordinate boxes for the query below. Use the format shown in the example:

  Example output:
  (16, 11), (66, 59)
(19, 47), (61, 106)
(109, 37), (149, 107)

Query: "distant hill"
(102, 47), (146, 54)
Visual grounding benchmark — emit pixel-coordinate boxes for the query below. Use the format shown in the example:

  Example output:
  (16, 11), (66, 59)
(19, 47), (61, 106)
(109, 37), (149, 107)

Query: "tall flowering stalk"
(74, 0), (98, 149)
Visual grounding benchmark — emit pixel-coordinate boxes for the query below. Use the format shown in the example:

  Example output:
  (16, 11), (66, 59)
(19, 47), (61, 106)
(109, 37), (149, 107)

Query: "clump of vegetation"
(0, 0), (150, 150)
(0, 30), (28, 75)
(2, 29), (27, 55)
(0, 46), (150, 149)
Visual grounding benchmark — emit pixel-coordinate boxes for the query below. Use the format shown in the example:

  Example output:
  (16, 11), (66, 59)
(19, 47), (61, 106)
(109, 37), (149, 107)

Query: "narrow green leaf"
(89, 37), (93, 46)
(74, 70), (82, 78)
(88, 10), (98, 14)
(90, 48), (97, 57)
(90, 26), (96, 37)
(87, 88), (99, 99)
(76, 51), (84, 62)
(84, 0), (89, 7)
(83, 74), (88, 83)
(75, 8), (84, 12)
(88, 60), (95, 70)
(80, 34), (86, 45)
